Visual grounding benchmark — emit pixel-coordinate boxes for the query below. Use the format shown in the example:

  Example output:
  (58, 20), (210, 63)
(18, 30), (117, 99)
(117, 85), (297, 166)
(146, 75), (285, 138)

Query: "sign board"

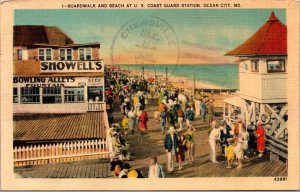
(40, 60), (104, 73)
(13, 76), (104, 87)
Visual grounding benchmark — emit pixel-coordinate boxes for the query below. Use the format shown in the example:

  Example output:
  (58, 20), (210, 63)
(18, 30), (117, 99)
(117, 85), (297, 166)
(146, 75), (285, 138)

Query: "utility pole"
(193, 72), (196, 97)
(142, 66), (144, 79)
(165, 67), (168, 87)
(154, 67), (157, 82)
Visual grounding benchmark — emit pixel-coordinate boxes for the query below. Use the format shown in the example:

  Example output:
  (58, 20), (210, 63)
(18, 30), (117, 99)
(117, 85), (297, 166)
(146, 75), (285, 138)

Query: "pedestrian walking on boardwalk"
(128, 107), (137, 134)
(176, 128), (187, 170)
(186, 125), (195, 164)
(148, 156), (166, 178)
(164, 126), (179, 172)
(256, 121), (265, 157)
(208, 121), (220, 163)
(138, 108), (148, 133)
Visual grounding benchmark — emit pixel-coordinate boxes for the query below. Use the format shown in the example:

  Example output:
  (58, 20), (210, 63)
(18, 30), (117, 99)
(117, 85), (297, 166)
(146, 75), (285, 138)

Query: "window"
(67, 49), (72, 60)
(79, 48), (92, 60)
(13, 88), (18, 103)
(244, 63), (248, 71)
(79, 48), (85, 60)
(60, 49), (65, 60)
(267, 60), (285, 73)
(251, 60), (259, 72)
(39, 48), (52, 61)
(21, 87), (40, 104)
(88, 86), (103, 102)
(39, 49), (44, 60)
(64, 87), (84, 103)
(42, 87), (62, 104)
(86, 48), (92, 60)
(17, 49), (22, 60)
(60, 48), (73, 60)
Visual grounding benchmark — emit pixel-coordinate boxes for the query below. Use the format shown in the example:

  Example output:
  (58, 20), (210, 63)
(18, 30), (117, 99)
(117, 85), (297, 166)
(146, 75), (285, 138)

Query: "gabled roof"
(14, 25), (74, 46)
(226, 12), (287, 56)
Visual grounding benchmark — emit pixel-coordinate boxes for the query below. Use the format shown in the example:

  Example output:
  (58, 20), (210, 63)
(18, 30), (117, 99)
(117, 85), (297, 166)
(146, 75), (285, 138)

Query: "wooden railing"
(13, 139), (110, 167)
(88, 101), (105, 111)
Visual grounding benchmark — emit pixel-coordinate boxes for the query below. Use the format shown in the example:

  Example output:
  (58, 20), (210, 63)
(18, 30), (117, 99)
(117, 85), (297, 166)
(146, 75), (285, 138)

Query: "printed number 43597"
(274, 177), (287, 181)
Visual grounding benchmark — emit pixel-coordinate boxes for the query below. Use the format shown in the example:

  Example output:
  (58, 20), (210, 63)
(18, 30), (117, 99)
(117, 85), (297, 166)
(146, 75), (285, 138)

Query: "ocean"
(117, 64), (239, 89)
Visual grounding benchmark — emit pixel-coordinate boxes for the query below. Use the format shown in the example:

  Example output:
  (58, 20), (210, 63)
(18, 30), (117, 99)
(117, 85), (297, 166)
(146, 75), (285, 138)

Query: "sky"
(15, 9), (286, 65)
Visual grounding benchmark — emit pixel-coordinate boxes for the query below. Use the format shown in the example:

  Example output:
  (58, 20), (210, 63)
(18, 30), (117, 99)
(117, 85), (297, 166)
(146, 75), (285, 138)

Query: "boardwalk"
(14, 158), (111, 178)
(14, 95), (288, 178)
(111, 97), (288, 178)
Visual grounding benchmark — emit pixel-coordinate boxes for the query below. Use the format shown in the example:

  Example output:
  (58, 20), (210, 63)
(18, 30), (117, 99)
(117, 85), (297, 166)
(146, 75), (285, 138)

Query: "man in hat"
(247, 121), (257, 155)
(219, 120), (233, 155)
(164, 126), (179, 172)
(209, 121), (220, 163)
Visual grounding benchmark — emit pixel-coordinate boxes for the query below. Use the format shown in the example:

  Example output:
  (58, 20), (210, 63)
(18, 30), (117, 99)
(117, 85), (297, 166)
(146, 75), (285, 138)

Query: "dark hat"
(121, 163), (131, 170)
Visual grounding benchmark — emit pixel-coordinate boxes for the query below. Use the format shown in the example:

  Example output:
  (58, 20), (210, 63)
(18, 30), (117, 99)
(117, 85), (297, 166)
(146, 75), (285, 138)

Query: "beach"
(119, 65), (224, 90)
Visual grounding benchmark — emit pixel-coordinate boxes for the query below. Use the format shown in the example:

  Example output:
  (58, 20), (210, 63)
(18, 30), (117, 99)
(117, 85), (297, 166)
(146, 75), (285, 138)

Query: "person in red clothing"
(234, 118), (243, 136)
(256, 121), (265, 157)
(138, 108), (149, 134)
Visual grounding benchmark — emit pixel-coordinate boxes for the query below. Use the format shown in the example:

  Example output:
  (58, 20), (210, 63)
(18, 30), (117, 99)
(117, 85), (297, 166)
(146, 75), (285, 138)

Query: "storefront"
(13, 75), (104, 113)
(13, 25), (105, 114)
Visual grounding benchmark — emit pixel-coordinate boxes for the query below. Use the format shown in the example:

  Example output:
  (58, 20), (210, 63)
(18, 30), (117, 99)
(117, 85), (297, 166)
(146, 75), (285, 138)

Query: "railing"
(14, 139), (110, 167)
(88, 101), (105, 111)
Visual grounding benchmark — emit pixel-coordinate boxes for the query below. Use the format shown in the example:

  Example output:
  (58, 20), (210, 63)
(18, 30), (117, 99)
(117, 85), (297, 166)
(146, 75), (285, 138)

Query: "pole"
(142, 66), (144, 80)
(165, 67), (168, 87)
(154, 67), (157, 82)
(193, 72), (196, 97)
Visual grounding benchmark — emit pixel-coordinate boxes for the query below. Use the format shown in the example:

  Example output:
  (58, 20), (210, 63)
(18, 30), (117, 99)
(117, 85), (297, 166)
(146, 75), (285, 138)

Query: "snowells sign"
(40, 60), (104, 73)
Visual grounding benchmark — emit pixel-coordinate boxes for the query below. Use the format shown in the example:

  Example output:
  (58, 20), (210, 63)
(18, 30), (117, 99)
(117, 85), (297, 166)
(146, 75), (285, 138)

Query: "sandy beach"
(119, 66), (223, 91)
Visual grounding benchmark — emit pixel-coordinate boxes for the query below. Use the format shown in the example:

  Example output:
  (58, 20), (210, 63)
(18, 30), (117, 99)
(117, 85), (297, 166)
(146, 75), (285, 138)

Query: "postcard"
(0, 0), (299, 190)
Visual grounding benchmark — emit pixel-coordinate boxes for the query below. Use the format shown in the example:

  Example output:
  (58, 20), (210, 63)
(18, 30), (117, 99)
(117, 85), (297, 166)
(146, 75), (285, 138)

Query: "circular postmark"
(110, 16), (180, 73)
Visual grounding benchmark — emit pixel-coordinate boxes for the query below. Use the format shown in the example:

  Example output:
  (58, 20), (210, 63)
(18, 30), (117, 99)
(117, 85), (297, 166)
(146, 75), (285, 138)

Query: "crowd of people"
(208, 118), (266, 169)
(105, 66), (266, 177)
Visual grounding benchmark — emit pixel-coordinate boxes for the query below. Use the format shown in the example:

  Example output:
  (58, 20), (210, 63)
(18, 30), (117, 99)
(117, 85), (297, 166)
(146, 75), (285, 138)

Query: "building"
(13, 25), (104, 114)
(224, 12), (288, 160)
(13, 26), (111, 166)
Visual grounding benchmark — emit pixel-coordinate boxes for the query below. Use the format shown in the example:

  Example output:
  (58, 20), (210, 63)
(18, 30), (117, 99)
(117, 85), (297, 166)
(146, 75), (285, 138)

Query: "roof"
(224, 96), (242, 107)
(33, 43), (100, 48)
(14, 112), (107, 142)
(226, 12), (287, 56)
(14, 25), (74, 46)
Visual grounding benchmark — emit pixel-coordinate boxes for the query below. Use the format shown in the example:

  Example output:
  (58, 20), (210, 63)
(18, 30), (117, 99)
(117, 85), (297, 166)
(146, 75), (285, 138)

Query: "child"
(122, 115), (129, 135)
(226, 139), (235, 168)
(234, 136), (243, 169)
